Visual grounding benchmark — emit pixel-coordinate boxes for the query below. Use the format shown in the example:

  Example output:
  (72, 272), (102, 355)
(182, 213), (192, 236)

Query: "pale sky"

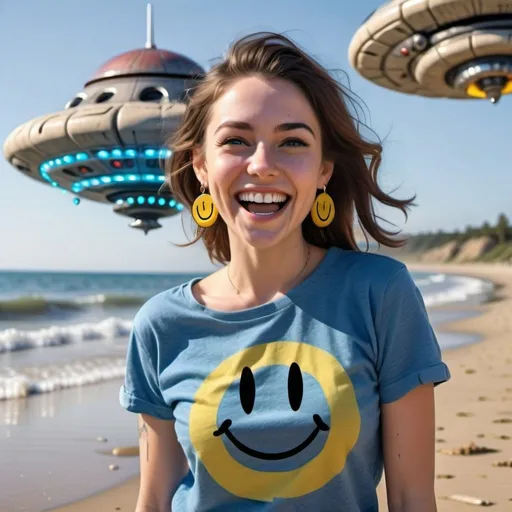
(0, 0), (510, 272)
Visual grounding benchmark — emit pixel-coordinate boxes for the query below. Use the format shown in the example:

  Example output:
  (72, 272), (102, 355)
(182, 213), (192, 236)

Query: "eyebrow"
(214, 121), (316, 138)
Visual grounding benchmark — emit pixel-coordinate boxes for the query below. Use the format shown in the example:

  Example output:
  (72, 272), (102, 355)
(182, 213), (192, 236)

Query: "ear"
(192, 146), (208, 188)
(318, 159), (334, 189)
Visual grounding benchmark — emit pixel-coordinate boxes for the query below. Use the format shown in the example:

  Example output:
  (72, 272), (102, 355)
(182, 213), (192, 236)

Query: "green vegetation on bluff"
(401, 213), (512, 263)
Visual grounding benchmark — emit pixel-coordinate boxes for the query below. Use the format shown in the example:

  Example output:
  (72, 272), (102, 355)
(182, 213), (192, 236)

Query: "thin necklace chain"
(226, 244), (311, 296)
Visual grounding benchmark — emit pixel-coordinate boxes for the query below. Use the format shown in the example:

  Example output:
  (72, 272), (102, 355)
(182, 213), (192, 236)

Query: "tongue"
(247, 202), (280, 214)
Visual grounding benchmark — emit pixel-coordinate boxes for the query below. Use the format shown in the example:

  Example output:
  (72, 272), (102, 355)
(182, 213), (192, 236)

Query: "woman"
(120, 32), (450, 512)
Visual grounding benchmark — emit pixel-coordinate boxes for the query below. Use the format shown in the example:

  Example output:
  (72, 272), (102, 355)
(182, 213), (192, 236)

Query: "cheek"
(282, 154), (321, 192)
(217, 153), (246, 174)
(207, 150), (246, 180)
(205, 153), (245, 194)
(206, 156), (246, 214)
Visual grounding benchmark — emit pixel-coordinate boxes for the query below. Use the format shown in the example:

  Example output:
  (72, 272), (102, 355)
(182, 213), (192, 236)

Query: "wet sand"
(0, 379), (140, 512)
(47, 262), (512, 512)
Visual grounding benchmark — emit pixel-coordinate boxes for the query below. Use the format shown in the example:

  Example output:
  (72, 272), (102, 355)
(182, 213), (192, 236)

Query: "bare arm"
(381, 383), (437, 512)
(136, 413), (189, 512)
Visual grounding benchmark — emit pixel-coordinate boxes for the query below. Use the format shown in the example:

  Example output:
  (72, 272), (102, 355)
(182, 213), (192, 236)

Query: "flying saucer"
(3, 4), (204, 234)
(349, 0), (512, 104)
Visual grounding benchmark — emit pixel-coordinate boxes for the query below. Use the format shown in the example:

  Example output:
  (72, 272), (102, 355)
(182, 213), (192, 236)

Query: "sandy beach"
(48, 262), (512, 512)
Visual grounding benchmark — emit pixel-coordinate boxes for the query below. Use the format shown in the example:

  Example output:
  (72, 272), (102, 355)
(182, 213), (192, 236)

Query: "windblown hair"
(165, 32), (415, 264)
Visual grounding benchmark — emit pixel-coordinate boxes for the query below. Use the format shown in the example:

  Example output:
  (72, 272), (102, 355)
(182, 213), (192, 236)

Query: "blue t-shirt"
(120, 248), (450, 511)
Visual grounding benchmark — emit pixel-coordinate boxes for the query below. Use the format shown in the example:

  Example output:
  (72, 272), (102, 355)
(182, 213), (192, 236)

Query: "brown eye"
(239, 366), (256, 414)
(288, 362), (303, 411)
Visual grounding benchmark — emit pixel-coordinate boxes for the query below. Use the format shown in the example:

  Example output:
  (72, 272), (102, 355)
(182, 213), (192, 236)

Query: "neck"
(226, 232), (311, 302)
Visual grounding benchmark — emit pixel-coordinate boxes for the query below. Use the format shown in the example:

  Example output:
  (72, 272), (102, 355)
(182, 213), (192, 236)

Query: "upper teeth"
(238, 192), (287, 203)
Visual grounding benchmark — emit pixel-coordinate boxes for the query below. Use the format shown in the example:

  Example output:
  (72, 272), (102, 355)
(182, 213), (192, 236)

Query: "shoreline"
(47, 262), (512, 512)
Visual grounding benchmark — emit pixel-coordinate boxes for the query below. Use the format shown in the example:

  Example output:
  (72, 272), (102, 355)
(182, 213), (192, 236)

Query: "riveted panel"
(357, 51), (383, 71)
(3, 120), (48, 170)
(402, 0), (438, 32)
(436, 35), (475, 65)
(374, 19), (414, 46)
(471, 30), (512, 57)
(66, 105), (122, 149)
(364, 3), (404, 35)
(428, 0), (476, 25)
(29, 112), (81, 157)
(348, 26), (373, 68)
(481, 0), (512, 15)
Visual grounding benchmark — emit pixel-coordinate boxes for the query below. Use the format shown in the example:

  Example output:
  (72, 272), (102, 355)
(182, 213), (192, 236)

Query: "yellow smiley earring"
(192, 184), (219, 228)
(310, 185), (335, 228)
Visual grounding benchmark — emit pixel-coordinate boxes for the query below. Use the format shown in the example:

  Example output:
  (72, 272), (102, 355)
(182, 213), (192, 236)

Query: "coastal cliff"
(368, 214), (512, 265)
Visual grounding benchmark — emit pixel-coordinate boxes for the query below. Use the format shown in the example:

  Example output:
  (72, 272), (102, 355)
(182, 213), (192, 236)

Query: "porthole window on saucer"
(64, 93), (87, 109)
(139, 86), (168, 103)
(95, 89), (116, 103)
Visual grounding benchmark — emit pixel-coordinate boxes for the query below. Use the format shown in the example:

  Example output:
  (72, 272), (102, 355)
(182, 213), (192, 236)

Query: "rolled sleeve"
(119, 386), (175, 420)
(119, 325), (175, 420)
(379, 362), (450, 404)
(376, 266), (451, 404)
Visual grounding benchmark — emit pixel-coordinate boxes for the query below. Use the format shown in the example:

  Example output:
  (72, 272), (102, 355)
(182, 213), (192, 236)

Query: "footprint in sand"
(437, 426), (445, 431)
(493, 418), (512, 424)
(436, 474), (455, 479)
(478, 396), (489, 401)
(456, 411), (474, 417)
(465, 369), (477, 374)
(440, 442), (499, 456)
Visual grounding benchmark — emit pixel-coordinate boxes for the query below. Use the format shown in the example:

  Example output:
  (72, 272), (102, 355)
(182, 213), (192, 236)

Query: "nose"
(246, 142), (278, 178)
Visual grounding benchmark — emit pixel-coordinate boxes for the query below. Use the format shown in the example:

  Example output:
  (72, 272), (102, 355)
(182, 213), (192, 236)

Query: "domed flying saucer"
(3, 4), (204, 234)
(349, 0), (512, 104)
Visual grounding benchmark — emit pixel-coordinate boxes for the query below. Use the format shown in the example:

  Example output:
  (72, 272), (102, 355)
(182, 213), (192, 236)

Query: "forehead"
(209, 76), (320, 129)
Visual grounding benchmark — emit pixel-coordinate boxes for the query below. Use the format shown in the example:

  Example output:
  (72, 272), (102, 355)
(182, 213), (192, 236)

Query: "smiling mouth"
(213, 414), (329, 460)
(236, 192), (290, 216)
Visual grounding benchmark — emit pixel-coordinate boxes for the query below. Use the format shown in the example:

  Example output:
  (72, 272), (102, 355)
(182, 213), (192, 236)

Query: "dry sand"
(49, 262), (512, 512)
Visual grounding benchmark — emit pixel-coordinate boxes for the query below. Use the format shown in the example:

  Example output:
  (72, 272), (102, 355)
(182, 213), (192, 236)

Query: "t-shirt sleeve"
(119, 324), (175, 420)
(376, 265), (450, 404)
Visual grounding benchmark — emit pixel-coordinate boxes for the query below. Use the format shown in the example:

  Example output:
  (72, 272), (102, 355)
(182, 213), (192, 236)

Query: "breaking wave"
(0, 294), (145, 316)
(420, 274), (494, 307)
(0, 317), (132, 354)
(0, 355), (126, 401)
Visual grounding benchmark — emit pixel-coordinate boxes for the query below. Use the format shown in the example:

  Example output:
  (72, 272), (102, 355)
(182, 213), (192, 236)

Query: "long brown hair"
(166, 32), (415, 264)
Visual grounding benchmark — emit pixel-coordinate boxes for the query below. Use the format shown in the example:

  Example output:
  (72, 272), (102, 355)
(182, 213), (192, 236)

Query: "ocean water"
(0, 267), (495, 511)
(0, 267), (494, 402)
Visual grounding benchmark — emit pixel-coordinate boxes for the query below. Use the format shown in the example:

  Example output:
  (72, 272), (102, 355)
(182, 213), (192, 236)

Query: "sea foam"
(421, 274), (494, 307)
(0, 317), (132, 354)
(0, 355), (126, 401)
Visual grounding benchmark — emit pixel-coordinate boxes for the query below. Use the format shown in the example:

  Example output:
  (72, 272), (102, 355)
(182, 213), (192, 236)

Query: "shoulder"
(333, 249), (409, 291)
(131, 278), (197, 338)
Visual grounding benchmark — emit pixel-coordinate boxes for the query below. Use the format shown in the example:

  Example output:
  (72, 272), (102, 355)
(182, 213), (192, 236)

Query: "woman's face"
(193, 75), (333, 249)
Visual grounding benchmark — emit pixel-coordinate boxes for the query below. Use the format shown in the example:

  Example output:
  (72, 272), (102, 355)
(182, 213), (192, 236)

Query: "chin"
(236, 224), (303, 251)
